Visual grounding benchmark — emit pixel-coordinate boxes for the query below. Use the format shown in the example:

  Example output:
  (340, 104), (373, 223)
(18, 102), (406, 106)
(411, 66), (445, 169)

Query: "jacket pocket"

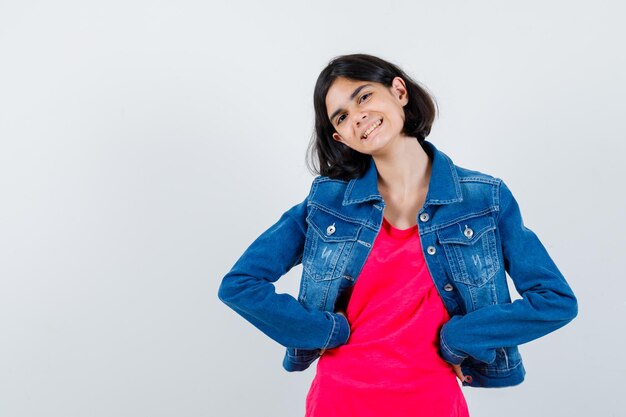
(437, 213), (500, 287)
(303, 206), (362, 282)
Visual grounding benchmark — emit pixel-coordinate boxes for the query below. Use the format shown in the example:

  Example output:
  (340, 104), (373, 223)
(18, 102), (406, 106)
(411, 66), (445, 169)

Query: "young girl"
(218, 53), (578, 417)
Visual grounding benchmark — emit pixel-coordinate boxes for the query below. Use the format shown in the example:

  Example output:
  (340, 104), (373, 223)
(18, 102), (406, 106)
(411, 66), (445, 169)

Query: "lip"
(361, 118), (383, 141)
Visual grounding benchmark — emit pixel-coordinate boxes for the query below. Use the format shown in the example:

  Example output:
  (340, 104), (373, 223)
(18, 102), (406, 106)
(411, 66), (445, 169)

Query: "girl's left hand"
(452, 364), (470, 383)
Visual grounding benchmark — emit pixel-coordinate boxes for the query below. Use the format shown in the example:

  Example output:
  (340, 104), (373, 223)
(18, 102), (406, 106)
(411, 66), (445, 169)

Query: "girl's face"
(325, 76), (409, 155)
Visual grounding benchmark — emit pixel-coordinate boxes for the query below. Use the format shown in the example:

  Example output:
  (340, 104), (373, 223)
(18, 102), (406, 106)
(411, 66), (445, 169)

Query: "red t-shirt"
(305, 216), (470, 417)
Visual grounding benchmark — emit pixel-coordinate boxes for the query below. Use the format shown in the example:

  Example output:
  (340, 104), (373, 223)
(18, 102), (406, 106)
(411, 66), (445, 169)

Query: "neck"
(373, 136), (432, 203)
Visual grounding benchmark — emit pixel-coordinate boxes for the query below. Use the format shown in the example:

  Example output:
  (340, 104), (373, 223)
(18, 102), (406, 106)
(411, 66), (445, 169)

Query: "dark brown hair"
(306, 53), (438, 180)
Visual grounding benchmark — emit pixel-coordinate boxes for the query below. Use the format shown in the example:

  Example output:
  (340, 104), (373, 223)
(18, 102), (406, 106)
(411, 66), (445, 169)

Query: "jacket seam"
(285, 212), (306, 236)
(440, 334), (466, 362)
(322, 312), (337, 349)
(495, 178), (504, 224)
(308, 202), (369, 226)
(458, 176), (499, 185)
(468, 358), (524, 373)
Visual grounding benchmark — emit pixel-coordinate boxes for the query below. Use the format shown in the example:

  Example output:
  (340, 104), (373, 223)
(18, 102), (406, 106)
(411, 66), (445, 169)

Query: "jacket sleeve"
(217, 193), (350, 350)
(439, 179), (579, 365)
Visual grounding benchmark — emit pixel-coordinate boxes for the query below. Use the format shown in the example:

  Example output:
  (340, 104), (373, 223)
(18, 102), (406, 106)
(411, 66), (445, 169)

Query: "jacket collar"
(343, 140), (463, 206)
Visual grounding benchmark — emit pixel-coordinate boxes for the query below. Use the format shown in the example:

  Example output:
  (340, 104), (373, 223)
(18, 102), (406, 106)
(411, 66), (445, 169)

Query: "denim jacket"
(217, 140), (578, 388)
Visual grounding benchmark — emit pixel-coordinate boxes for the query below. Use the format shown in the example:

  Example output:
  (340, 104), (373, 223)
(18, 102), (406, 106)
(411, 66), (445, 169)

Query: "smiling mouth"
(361, 118), (383, 140)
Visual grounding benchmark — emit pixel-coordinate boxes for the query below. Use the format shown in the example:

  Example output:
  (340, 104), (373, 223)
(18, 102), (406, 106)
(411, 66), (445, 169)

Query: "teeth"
(362, 119), (382, 139)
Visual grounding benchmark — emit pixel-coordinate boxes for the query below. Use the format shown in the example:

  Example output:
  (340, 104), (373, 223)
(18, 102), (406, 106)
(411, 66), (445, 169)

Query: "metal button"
(427, 246), (436, 255)
(464, 375), (473, 383)
(419, 212), (429, 222)
(464, 226), (473, 239)
(326, 223), (336, 235)
(444, 283), (454, 292)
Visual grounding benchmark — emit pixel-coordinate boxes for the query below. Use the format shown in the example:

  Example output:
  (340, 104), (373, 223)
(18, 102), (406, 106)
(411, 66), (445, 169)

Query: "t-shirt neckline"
(382, 216), (418, 239)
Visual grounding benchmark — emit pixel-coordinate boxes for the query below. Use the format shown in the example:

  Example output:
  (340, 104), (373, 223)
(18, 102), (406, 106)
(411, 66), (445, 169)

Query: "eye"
(359, 92), (372, 102)
(336, 93), (372, 125)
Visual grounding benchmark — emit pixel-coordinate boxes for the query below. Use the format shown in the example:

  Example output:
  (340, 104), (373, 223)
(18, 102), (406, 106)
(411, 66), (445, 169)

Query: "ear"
(391, 76), (409, 106)
(332, 132), (344, 144)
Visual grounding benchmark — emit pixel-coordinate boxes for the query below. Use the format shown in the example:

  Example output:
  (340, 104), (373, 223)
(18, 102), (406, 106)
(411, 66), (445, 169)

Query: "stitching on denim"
(298, 269), (308, 302)
(315, 277), (333, 308)
(302, 229), (318, 279)
(459, 176), (499, 185)
(310, 178), (320, 197)
(316, 177), (349, 184)
(425, 153), (463, 204)
(470, 358), (523, 373)
(487, 226), (501, 279)
(328, 241), (344, 279)
(495, 178), (504, 224)
(308, 202), (369, 226)
(431, 208), (497, 232)
(441, 217), (496, 245)
(342, 177), (384, 206)
(343, 180), (357, 204)
(322, 312), (337, 349)
(453, 244), (469, 282)
(502, 348), (509, 368)
(440, 335), (466, 361)
(338, 240), (355, 274)
(426, 197), (461, 204)
(357, 239), (371, 248)
(492, 179), (500, 211)
(440, 242), (460, 280)
(441, 230), (499, 294)
(361, 218), (384, 232)
(447, 153), (463, 198)
(286, 349), (319, 360)
(344, 194), (383, 205)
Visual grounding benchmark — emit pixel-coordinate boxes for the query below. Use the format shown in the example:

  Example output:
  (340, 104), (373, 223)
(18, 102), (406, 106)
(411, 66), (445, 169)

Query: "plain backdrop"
(1, 1), (624, 416)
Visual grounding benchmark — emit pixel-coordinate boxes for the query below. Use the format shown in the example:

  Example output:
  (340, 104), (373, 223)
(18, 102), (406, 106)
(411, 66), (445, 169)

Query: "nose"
(354, 112), (368, 127)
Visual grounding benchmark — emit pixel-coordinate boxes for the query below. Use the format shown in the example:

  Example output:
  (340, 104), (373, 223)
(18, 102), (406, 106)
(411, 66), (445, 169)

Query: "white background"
(1, 1), (624, 416)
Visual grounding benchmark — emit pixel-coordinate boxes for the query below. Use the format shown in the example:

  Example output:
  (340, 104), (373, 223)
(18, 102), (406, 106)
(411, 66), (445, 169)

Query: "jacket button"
(419, 212), (429, 222)
(463, 226), (473, 239)
(444, 283), (454, 292)
(326, 223), (336, 235)
(427, 246), (436, 255)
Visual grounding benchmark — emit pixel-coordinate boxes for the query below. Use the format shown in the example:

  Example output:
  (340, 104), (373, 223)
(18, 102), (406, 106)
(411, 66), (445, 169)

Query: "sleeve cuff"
(439, 327), (468, 365)
(322, 311), (351, 349)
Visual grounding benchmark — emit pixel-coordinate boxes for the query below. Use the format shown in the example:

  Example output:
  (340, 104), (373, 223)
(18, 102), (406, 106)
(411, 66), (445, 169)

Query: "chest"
(378, 188), (427, 230)
(299, 194), (507, 318)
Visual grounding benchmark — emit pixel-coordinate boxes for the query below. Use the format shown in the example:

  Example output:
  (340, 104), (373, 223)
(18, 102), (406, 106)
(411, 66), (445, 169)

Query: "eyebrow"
(329, 83), (373, 123)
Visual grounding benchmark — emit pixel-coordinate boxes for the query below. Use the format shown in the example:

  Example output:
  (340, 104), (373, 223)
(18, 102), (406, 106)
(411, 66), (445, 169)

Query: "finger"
(452, 364), (464, 381)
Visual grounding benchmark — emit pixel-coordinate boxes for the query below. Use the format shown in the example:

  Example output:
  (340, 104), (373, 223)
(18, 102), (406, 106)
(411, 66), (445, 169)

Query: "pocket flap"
(437, 214), (496, 245)
(307, 206), (362, 242)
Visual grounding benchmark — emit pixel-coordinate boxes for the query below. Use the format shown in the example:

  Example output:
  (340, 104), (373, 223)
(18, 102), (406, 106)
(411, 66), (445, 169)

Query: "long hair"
(306, 53), (438, 180)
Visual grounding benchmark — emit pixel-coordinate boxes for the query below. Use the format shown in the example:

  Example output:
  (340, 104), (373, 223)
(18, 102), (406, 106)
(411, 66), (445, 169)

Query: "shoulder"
(307, 175), (351, 208)
(444, 156), (505, 211)
(453, 162), (501, 186)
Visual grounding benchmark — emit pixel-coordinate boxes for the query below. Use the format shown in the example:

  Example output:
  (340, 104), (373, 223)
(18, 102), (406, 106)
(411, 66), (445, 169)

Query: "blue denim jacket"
(218, 140), (578, 388)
